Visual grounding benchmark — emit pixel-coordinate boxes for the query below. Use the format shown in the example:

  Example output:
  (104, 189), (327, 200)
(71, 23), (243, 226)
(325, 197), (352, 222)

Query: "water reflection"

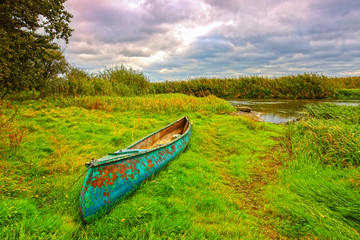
(226, 99), (360, 123)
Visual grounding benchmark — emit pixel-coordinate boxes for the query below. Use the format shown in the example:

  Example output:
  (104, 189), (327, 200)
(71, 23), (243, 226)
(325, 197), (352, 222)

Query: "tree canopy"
(0, 0), (73, 96)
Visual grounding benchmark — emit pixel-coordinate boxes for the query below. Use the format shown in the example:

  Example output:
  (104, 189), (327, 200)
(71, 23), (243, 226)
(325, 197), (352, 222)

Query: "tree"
(0, 0), (73, 97)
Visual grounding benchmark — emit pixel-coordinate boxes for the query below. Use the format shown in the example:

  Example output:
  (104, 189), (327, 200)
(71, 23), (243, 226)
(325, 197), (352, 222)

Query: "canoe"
(80, 116), (191, 223)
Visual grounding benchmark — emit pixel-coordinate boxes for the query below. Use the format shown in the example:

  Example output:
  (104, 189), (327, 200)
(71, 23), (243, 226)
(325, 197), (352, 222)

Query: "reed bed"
(295, 103), (360, 166)
(8, 69), (359, 100)
(153, 74), (360, 99)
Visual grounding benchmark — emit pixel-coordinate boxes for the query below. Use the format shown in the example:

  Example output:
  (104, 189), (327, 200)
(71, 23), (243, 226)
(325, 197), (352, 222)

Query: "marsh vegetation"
(5, 67), (360, 101)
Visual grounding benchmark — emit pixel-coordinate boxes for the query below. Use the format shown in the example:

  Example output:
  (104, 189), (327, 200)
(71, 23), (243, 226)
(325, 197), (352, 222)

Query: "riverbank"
(227, 98), (360, 123)
(0, 94), (359, 239)
(230, 110), (264, 122)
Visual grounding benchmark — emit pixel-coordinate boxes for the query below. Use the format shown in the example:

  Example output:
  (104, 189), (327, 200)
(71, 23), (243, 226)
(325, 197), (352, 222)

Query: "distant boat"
(80, 116), (191, 224)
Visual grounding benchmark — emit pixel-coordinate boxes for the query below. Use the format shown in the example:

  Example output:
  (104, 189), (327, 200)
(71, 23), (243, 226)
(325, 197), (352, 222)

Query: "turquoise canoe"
(80, 116), (191, 223)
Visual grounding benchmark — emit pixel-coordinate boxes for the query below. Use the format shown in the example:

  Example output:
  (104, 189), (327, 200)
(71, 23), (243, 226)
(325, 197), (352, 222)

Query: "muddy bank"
(230, 111), (264, 122)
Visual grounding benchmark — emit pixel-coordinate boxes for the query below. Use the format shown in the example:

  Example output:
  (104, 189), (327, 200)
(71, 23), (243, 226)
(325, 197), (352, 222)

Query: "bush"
(47, 66), (152, 97)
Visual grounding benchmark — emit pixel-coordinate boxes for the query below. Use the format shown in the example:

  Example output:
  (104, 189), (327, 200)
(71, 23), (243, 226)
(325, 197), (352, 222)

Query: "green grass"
(0, 95), (284, 239)
(2, 95), (359, 239)
(270, 103), (360, 239)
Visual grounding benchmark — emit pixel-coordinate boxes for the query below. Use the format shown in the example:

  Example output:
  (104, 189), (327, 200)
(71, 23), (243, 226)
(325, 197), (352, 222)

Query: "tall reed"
(285, 103), (360, 167)
(153, 73), (360, 99)
(7, 70), (359, 99)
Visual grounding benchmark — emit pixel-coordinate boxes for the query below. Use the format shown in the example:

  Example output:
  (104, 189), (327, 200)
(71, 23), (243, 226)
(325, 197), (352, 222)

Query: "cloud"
(64, 0), (360, 81)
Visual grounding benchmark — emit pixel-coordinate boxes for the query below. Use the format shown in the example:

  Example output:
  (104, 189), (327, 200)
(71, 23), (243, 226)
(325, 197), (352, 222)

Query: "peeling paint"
(80, 117), (191, 224)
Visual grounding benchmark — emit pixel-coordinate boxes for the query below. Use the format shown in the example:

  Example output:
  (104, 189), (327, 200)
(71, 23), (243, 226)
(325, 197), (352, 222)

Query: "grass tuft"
(271, 103), (360, 239)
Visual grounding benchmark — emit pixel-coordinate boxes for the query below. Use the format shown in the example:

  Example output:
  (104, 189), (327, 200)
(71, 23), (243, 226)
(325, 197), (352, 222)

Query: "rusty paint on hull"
(80, 117), (191, 224)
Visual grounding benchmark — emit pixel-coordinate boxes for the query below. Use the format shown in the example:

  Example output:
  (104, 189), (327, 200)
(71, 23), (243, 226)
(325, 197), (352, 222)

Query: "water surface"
(226, 99), (360, 123)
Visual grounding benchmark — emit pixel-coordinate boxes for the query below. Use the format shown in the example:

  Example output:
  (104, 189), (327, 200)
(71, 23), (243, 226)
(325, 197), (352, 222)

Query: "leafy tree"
(0, 0), (73, 97)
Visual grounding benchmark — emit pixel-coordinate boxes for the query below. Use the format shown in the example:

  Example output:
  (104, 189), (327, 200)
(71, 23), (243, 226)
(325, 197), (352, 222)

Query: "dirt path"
(210, 122), (285, 239)
(222, 149), (283, 239)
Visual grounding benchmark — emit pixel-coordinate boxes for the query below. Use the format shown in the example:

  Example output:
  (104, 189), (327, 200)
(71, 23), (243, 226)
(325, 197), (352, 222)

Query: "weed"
(8, 129), (27, 150)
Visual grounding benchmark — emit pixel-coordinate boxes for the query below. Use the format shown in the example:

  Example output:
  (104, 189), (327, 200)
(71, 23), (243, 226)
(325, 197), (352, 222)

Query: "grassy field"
(0, 94), (284, 239)
(1, 94), (359, 239)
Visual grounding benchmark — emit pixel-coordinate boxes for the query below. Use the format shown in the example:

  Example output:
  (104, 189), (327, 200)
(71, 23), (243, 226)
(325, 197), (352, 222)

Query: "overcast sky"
(64, 0), (360, 82)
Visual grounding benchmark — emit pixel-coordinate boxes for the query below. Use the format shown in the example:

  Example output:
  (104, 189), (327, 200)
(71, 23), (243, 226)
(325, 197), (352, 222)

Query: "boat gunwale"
(88, 116), (191, 167)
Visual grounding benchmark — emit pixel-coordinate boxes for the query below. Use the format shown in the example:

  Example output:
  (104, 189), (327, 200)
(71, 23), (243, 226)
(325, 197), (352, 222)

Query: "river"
(226, 99), (360, 123)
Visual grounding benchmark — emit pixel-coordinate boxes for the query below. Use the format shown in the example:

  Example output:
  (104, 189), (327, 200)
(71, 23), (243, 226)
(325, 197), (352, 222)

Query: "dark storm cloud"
(142, 0), (197, 24)
(309, 0), (360, 16)
(75, 3), (165, 43)
(64, 0), (360, 80)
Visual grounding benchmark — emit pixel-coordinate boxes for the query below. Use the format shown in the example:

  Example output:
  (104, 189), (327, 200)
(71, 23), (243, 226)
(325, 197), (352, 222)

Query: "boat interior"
(129, 117), (189, 150)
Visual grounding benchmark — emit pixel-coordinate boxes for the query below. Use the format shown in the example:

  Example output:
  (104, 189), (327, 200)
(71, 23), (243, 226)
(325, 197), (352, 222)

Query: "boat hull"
(80, 122), (191, 223)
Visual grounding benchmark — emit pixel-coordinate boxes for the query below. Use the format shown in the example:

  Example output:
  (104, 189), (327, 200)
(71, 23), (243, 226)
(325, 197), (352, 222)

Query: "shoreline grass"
(335, 89), (360, 100)
(270, 103), (360, 239)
